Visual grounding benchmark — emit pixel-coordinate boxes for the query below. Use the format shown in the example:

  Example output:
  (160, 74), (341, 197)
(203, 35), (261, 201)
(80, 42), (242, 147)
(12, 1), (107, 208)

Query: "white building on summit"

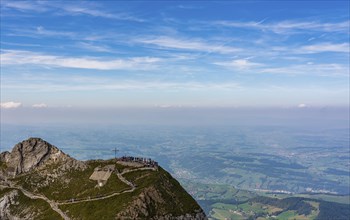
(89, 164), (115, 187)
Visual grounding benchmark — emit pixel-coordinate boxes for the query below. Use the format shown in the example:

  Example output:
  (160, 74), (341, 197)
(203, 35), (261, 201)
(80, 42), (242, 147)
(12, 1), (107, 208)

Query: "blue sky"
(0, 0), (349, 109)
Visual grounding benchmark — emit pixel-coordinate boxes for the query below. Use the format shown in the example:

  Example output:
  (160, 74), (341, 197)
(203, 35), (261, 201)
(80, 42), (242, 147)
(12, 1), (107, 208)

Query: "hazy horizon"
(0, 106), (348, 127)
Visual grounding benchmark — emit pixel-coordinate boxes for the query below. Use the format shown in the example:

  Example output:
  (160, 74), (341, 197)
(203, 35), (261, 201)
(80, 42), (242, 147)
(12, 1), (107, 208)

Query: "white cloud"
(36, 26), (76, 38)
(271, 20), (349, 33)
(1, 1), (47, 12)
(299, 43), (349, 53)
(60, 6), (143, 22)
(215, 20), (350, 34)
(298, 103), (307, 108)
(269, 43), (350, 54)
(1, 80), (240, 92)
(1, 50), (161, 70)
(4, 26), (79, 41)
(215, 20), (264, 29)
(32, 103), (48, 108)
(156, 104), (174, 108)
(77, 42), (112, 52)
(2, 1), (143, 22)
(0, 101), (22, 109)
(137, 36), (240, 54)
(260, 63), (348, 77)
(214, 59), (262, 70)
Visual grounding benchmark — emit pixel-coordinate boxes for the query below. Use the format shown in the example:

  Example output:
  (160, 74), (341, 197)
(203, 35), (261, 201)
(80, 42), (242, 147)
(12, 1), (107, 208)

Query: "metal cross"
(112, 147), (119, 160)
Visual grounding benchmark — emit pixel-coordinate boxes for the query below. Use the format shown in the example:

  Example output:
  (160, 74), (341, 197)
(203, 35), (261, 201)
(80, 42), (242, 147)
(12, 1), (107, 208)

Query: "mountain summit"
(0, 138), (86, 177)
(0, 138), (206, 220)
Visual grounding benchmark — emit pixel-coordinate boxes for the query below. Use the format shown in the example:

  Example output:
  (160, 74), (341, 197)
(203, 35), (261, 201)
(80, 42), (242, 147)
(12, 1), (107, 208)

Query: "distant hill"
(0, 138), (206, 220)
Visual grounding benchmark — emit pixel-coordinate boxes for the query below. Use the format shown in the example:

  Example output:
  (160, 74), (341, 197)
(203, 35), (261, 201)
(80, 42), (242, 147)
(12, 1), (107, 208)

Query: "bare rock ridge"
(0, 137), (86, 177)
(0, 190), (18, 219)
(0, 138), (207, 219)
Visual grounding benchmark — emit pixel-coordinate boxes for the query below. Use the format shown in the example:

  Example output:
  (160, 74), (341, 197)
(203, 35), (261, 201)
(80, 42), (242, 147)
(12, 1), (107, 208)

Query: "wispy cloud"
(32, 103), (48, 108)
(59, 5), (144, 22)
(76, 42), (113, 53)
(3, 26), (77, 40)
(259, 42), (350, 55)
(1, 1), (47, 12)
(298, 43), (349, 53)
(1, 0), (143, 22)
(36, 26), (76, 38)
(1, 50), (161, 70)
(2, 80), (240, 92)
(215, 20), (350, 34)
(214, 59), (263, 70)
(298, 103), (307, 108)
(136, 36), (240, 54)
(0, 101), (22, 109)
(176, 5), (202, 9)
(260, 63), (348, 77)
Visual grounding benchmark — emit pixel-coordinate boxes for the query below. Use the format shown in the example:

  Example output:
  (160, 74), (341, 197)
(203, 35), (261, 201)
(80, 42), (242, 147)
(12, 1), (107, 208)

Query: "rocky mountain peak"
(0, 137), (85, 177)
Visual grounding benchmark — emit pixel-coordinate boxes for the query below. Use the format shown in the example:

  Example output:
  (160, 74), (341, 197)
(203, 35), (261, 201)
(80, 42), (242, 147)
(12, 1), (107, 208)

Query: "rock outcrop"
(0, 189), (18, 219)
(0, 137), (86, 177)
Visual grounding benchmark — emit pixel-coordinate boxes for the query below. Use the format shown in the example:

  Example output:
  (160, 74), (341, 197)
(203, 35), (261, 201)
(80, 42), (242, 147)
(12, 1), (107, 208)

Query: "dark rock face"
(9, 138), (52, 174)
(0, 138), (85, 176)
(0, 152), (10, 163)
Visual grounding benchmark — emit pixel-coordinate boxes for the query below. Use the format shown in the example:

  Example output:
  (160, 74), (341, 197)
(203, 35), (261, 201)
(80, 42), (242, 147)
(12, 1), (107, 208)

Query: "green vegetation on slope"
(1, 189), (62, 220)
(60, 167), (202, 219)
(60, 189), (136, 220)
(15, 160), (129, 201)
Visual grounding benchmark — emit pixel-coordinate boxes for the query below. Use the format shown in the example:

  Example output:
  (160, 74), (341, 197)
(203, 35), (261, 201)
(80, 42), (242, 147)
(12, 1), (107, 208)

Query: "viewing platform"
(117, 156), (158, 168)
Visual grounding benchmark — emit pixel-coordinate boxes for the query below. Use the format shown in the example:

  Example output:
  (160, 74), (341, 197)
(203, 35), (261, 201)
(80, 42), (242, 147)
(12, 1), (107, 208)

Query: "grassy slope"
(60, 167), (202, 219)
(15, 160), (129, 201)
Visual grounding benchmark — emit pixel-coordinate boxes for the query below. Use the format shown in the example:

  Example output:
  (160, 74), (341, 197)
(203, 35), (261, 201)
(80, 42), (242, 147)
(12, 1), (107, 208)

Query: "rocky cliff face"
(0, 138), (86, 177)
